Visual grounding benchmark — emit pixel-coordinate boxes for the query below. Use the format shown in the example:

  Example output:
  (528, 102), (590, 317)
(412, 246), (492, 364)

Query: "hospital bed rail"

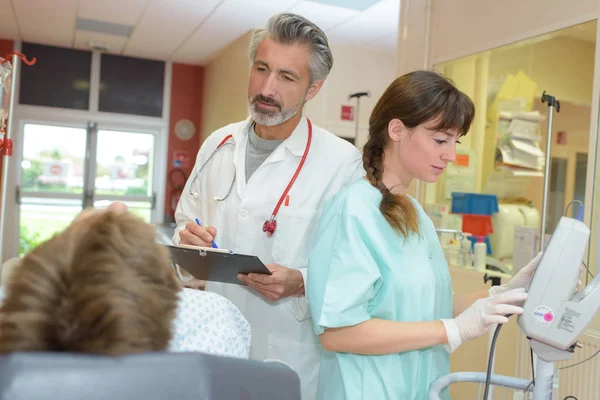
(428, 371), (533, 400)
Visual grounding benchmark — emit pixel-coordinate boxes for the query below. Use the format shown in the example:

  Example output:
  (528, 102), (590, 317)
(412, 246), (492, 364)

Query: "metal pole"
(355, 96), (360, 141)
(348, 91), (370, 144)
(82, 122), (98, 209)
(532, 358), (554, 400)
(539, 91), (560, 252)
(0, 54), (19, 263)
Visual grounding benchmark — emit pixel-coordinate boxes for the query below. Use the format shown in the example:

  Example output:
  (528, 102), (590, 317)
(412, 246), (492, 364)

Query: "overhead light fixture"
(76, 18), (134, 37)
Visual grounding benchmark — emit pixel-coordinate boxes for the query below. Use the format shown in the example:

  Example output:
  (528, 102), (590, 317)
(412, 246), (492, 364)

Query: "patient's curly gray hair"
(248, 13), (334, 83)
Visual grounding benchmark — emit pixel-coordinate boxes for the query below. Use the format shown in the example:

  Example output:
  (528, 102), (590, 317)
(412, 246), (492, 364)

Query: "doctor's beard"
(248, 94), (305, 127)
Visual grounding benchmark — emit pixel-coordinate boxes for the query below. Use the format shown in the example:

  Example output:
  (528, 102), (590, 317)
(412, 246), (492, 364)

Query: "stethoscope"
(188, 118), (313, 237)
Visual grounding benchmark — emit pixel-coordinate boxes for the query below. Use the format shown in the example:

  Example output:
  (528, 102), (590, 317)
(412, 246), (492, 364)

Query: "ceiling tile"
(73, 30), (129, 54)
(289, 2), (359, 31)
(172, 0), (300, 64)
(124, 0), (223, 60)
(7, 0), (399, 63)
(306, 0), (383, 11)
(327, 0), (399, 46)
(0, 0), (20, 40)
(14, 0), (79, 47)
(78, 0), (148, 26)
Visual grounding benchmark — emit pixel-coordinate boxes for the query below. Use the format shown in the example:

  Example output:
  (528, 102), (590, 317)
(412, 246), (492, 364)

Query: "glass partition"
(426, 21), (597, 276)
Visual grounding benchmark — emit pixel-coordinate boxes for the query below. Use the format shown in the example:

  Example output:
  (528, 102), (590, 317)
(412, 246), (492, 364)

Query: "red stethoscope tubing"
(262, 118), (312, 237)
(207, 118), (313, 237)
(216, 134), (233, 149)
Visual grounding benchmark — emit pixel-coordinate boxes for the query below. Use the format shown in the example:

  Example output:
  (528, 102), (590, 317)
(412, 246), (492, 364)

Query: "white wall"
(202, 32), (252, 139)
(396, 0), (430, 76)
(304, 43), (396, 149)
(431, 0), (598, 64)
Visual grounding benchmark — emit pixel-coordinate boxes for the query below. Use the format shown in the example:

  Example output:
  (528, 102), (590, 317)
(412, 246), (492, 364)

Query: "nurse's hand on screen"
(441, 288), (528, 353)
(179, 222), (217, 247)
(237, 264), (304, 301)
(489, 252), (543, 296)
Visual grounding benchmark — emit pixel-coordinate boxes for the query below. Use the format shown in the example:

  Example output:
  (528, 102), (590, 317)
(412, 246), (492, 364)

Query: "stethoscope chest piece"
(263, 219), (277, 237)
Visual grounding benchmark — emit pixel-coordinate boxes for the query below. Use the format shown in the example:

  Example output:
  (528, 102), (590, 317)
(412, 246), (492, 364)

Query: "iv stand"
(0, 54), (20, 263)
(539, 91), (560, 252)
(348, 91), (370, 142)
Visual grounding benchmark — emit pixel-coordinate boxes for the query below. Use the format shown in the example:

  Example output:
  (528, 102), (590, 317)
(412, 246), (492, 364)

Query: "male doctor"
(173, 13), (364, 400)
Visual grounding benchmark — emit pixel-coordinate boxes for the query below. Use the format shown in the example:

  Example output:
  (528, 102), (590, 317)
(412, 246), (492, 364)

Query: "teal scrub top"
(307, 179), (453, 400)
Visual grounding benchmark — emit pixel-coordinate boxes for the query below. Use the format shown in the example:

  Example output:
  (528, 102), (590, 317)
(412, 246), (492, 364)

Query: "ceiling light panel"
(290, 2), (359, 31)
(327, 0), (399, 46)
(76, 18), (134, 37)
(306, 0), (384, 11)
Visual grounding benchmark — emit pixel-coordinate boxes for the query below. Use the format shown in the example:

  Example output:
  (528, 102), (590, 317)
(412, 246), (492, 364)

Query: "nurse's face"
(248, 38), (322, 126)
(393, 119), (462, 183)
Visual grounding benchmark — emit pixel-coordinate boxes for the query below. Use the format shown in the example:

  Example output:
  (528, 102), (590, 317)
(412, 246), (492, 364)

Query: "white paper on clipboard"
(163, 244), (271, 286)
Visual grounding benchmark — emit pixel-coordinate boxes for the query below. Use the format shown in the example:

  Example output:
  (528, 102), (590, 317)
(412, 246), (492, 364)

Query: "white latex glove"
(489, 252), (543, 296)
(441, 288), (528, 353)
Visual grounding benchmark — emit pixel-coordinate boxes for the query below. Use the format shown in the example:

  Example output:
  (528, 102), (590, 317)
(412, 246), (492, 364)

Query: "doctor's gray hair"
(248, 13), (334, 83)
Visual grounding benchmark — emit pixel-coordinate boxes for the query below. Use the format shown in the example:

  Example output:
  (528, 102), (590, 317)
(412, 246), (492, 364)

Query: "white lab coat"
(173, 115), (365, 400)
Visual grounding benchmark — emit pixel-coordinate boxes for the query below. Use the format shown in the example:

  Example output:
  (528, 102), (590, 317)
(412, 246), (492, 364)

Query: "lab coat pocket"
(272, 207), (322, 268)
(267, 334), (322, 399)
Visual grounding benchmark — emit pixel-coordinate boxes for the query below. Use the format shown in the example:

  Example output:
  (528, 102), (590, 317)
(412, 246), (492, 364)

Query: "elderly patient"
(0, 204), (250, 358)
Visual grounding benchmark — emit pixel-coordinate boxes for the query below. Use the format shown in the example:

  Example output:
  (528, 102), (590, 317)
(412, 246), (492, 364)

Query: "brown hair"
(363, 70), (475, 237)
(0, 210), (180, 356)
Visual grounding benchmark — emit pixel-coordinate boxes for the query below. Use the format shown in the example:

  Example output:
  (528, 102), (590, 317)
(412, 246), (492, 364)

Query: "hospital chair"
(0, 351), (301, 400)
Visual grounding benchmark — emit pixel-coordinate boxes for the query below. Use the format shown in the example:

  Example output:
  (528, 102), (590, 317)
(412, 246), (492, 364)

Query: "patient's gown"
(307, 179), (453, 400)
(169, 288), (251, 358)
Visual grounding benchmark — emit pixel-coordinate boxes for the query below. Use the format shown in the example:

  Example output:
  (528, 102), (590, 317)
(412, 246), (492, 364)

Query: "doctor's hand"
(238, 264), (305, 301)
(442, 288), (528, 353)
(489, 252), (543, 296)
(179, 222), (217, 247)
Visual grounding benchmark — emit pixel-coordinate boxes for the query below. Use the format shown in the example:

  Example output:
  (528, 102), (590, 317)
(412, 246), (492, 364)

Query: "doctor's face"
(248, 38), (322, 126)
(395, 120), (462, 183)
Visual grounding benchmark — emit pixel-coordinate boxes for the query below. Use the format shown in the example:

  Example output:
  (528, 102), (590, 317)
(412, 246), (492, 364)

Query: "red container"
(461, 214), (494, 237)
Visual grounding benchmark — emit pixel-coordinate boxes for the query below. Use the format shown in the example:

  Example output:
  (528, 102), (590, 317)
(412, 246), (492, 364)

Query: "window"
(99, 54), (165, 117)
(19, 42), (91, 110)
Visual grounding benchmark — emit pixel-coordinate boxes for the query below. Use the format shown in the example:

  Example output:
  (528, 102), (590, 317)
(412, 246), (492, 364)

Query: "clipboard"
(162, 244), (271, 286)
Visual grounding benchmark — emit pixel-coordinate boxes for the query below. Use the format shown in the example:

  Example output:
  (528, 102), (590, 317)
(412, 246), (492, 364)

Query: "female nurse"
(306, 70), (541, 400)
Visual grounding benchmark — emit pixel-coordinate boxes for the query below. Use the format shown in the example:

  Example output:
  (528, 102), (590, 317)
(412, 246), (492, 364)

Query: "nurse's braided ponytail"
(362, 138), (419, 239)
